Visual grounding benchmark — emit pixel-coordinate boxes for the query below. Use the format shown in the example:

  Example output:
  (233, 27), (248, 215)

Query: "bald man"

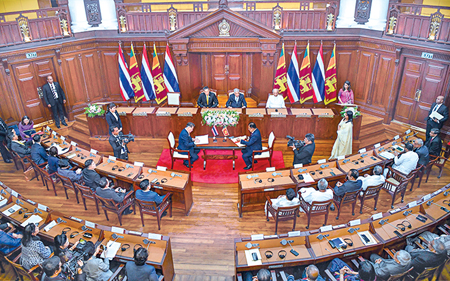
(426, 95), (448, 141)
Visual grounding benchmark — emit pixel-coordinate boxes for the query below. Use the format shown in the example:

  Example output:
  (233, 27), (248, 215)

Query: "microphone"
(111, 233), (124, 242)
(342, 159), (350, 164)
(360, 153), (368, 158)
(427, 200), (450, 212)
(170, 172), (182, 180)
(90, 153), (95, 157)
(348, 227), (370, 244)
(143, 238), (156, 250)
(272, 172), (282, 177)
(71, 226), (93, 238)
(107, 159), (114, 164)
(16, 199), (24, 205)
(75, 147), (81, 152)
(125, 164), (134, 169)
(148, 169), (157, 174)
(317, 234), (335, 249)
(320, 164), (329, 169)
(0, 189), (6, 196)
(298, 168), (307, 173)
(246, 174), (259, 179)
(34, 208), (43, 214)
(245, 242), (259, 249)
(150, 178), (158, 184)
(280, 239), (299, 256)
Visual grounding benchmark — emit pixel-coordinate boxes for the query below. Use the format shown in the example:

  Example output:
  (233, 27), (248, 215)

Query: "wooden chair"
(95, 190), (135, 226)
(135, 193), (172, 230)
(167, 131), (191, 170)
(408, 165), (423, 192)
(2, 255), (40, 281)
(408, 262), (446, 281)
(74, 182), (100, 214)
(29, 160), (44, 186)
(428, 147), (449, 179)
(116, 265), (164, 281)
(252, 131), (275, 170)
(358, 183), (383, 214)
(386, 267), (414, 281)
(265, 196), (300, 234)
(382, 167), (416, 208)
(298, 196), (333, 229)
(36, 163), (59, 196)
(332, 189), (359, 220)
(15, 153), (30, 172)
(56, 173), (80, 203)
(8, 149), (21, 171)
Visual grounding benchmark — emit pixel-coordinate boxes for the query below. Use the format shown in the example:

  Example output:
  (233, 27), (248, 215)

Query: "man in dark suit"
(135, 179), (164, 204)
(178, 122), (200, 168)
(30, 134), (48, 165)
(197, 86), (219, 108)
(42, 75), (67, 129)
(82, 159), (101, 190)
(8, 130), (31, 159)
(0, 117), (12, 163)
(425, 96), (448, 141)
(370, 250), (411, 280)
(333, 169), (362, 201)
(95, 177), (133, 215)
(292, 133), (315, 166)
(406, 239), (447, 275)
(413, 138), (429, 167)
(226, 88), (247, 108)
(425, 128), (442, 157)
(109, 127), (128, 160)
(239, 122), (262, 170)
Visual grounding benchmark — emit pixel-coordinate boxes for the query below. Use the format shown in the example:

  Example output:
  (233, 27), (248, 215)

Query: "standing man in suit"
(226, 88), (247, 109)
(197, 86), (218, 108)
(413, 138), (429, 168)
(425, 128), (442, 157)
(425, 96), (448, 141)
(291, 133), (315, 166)
(109, 127), (128, 160)
(238, 122), (262, 170)
(0, 117), (12, 163)
(42, 75), (67, 129)
(178, 122), (200, 168)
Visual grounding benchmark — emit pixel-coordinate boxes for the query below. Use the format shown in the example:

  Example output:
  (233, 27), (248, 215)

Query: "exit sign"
(421, 52), (433, 59)
(26, 52), (37, 59)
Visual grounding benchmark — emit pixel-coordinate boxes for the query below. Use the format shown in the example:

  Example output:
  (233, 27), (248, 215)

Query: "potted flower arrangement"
(340, 105), (361, 118)
(84, 104), (105, 118)
(201, 110), (240, 127)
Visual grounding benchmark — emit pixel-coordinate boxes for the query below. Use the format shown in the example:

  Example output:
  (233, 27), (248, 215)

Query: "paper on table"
(358, 231), (376, 246)
(302, 173), (315, 183)
(101, 241), (121, 259)
(0, 199), (8, 206)
(2, 204), (21, 216)
(44, 220), (57, 232)
(21, 215), (43, 227)
(245, 249), (262, 266)
(430, 110), (444, 121)
(379, 151), (395, 159)
(194, 135), (209, 145)
(230, 136), (246, 147)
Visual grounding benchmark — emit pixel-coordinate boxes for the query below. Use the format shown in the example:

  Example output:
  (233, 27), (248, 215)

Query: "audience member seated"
(48, 146), (59, 174)
(125, 247), (158, 281)
(82, 241), (112, 281)
(265, 188), (300, 216)
(82, 159), (101, 190)
(8, 130), (31, 159)
(369, 250), (411, 280)
(413, 231), (450, 252)
(95, 177), (133, 215)
(406, 239), (447, 274)
(197, 86), (218, 108)
(0, 222), (22, 255)
(357, 165), (385, 195)
(298, 179), (333, 212)
(327, 258), (375, 281)
(333, 169), (362, 201)
(385, 143), (418, 176)
(244, 268), (270, 281)
(226, 88), (247, 108)
(41, 255), (85, 281)
(266, 88), (286, 108)
(299, 264), (324, 281)
(31, 134), (48, 165)
(292, 133), (315, 166)
(54, 233), (79, 263)
(58, 159), (82, 183)
(20, 223), (52, 270)
(425, 128), (442, 157)
(136, 179), (164, 204)
(413, 138), (429, 167)
(19, 115), (35, 142)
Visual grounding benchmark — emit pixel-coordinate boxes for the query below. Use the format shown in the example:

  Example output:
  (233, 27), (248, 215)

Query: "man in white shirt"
(266, 88), (286, 108)
(385, 143), (418, 176)
(265, 188), (299, 217)
(299, 179), (333, 212)
(357, 165), (385, 196)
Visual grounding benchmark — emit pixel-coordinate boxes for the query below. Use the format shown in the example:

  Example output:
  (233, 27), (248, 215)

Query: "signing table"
(196, 137), (245, 170)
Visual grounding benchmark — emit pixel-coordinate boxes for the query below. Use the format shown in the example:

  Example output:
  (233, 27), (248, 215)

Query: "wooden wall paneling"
(0, 64), (21, 123)
(335, 50), (354, 92)
(370, 55), (395, 110)
(227, 53), (243, 92)
(354, 51), (374, 104)
(100, 50), (121, 101)
(60, 54), (89, 118)
(179, 53), (199, 103)
(200, 53), (209, 92)
(211, 53), (227, 95)
(252, 53), (261, 100)
(0, 24), (22, 47)
(243, 53), (252, 93)
(80, 51), (104, 102)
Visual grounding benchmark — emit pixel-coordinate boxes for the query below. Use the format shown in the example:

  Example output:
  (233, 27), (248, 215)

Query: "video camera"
(286, 135), (305, 149)
(119, 133), (135, 144)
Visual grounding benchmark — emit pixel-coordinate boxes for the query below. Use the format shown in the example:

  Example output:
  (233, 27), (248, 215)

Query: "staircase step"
(67, 128), (90, 149)
(74, 114), (88, 125)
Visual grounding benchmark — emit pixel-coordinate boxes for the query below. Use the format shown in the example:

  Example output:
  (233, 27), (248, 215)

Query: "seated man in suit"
(135, 179), (164, 205)
(58, 159), (82, 183)
(425, 95), (448, 141)
(298, 179), (333, 212)
(413, 138), (429, 168)
(292, 133), (315, 166)
(178, 122), (200, 168)
(8, 130), (31, 159)
(109, 127), (128, 160)
(82, 159), (101, 190)
(95, 177), (133, 215)
(226, 88), (247, 109)
(406, 239), (447, 274)
(333, 169), (362, 201)
(238, 122), (262, 170)
(425, 128), (442, 157)
(197, 86), (218, 108)
(30, 134), (48, 165)
(266, 88), (286, 108)
(356, 165), (385, 195)
(369, 250), (411, 280)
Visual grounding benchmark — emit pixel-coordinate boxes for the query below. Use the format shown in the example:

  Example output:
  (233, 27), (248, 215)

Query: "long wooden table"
(196, 137), (245, 170)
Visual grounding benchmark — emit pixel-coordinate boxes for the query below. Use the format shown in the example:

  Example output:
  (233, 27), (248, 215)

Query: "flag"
(151, 44), (168, 104)
(286, 43), (300, 103)
(324, 43), (337, 105)
(273, 43), (288, 99)
(141, 43), (156, 101)
(311, 42), (325, 103)
(163, 44), (180, 93)
(212, 125), (219, 137)
(118, 44), (134, 101)
(222, 127), (229, 137)
(128, 43), (145, 102)
(299, 43), (314, 103)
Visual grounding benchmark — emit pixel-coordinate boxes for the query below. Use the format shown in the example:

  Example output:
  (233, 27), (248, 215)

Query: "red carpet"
(156, 149), (285, 184)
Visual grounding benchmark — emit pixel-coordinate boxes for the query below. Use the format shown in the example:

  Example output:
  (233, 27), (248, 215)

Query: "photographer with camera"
(42, 255), (85, 281)
(289, 133), (315, 166)
(109, 127), (131, 160)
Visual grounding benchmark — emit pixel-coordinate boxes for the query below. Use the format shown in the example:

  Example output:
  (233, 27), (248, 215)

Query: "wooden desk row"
(0, 182), (175, 281)
(234, 183), (450, 277)
(85, 105), (363, 141)
(39, 128), (193, 216)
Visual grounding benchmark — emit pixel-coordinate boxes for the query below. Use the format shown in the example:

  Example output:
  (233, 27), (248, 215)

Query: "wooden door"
(210, 53), (244, 95)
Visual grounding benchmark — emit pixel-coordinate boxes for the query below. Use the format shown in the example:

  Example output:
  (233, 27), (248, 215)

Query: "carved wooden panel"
(227, 53), (243, 91)
(354, 51), (374, 103)
(211, 53), (227, 95)
(84, 0), (102, 27)
(29, 17), (62, 40)
(370, 55), (395, 109)
(61, 54), (88, 107)
(0, 65), (20, 123)
(101, 51), (121, 101)
(190, 21), (260, 38)
(354, 0), (372, 25)
(81, 52), (103, 102)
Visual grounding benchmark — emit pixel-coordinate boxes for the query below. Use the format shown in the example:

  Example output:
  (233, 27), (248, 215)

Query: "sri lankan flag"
(324, 43), (337, 105)
(299, 43), (314, 103)
(273, 43), (288, 99)
(151, 44), (168, 104)
(129, 43), (145, 102)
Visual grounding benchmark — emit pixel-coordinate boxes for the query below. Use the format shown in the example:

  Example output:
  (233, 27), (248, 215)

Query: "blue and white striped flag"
(311, 42), (325, 103)
(141, 43), (156, 101)
(212, 125), (219, 137)
(286, 43), (300, 103)
(118, 44), (134, 101)
(163, 44), (180, 92)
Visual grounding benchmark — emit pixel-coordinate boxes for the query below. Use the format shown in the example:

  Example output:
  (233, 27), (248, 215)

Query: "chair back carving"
(269, 203), (300, 221)
(361, 183), (383, 200)
(3, 255), (39, 281)
(56, 173), (73, 189)
(74, 183), (96, 200)
(339, 190), (360, 205)
(136, 198), (159, 214)
(300, 197), (332, 215)
(386, 266), (414, 281)
(95, 195), (120, 212)
(228, 89), (245, 96)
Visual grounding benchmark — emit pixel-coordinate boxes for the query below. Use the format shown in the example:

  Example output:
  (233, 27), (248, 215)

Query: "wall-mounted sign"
(26, 52), (37, 59)
(421, 52), (433, 59)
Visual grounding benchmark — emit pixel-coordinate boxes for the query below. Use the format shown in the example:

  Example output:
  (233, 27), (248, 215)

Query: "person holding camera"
(290, 133), (315, 166)
(109, 127), (129, 160)
(82, 241), (113, 281)
(42, 256), (85, 281)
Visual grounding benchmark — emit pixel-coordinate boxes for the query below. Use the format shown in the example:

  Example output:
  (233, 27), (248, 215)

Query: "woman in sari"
(330, 111), (353, 159)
